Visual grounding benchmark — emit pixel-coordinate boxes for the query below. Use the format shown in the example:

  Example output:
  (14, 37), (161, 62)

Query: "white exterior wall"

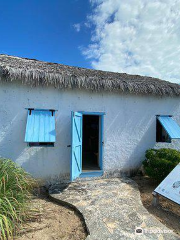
(155, 140), (180, 151)
(1, 82), (180, 181)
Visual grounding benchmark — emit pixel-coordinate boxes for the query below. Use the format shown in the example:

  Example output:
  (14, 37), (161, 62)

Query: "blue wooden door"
(71, 112), (82, 181)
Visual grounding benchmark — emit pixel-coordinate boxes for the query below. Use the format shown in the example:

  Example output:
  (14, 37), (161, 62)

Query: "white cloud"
(73, 23), (81, 32)
(84, 0), (180, 83)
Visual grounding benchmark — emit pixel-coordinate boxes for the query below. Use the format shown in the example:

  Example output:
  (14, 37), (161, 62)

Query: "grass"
(0, 158), (37, 239)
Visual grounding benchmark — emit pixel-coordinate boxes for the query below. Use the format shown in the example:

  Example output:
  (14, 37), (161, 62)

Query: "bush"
(143, 148), (180, 182)
(0, 158), (37, 239)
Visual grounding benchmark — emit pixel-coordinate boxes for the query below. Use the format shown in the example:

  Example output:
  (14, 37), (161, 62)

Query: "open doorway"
(82, 115), (100, 171)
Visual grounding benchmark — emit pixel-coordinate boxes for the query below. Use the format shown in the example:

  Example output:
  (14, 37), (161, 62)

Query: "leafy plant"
(0, 158), (37, 239)
(143, 148), (180, 182)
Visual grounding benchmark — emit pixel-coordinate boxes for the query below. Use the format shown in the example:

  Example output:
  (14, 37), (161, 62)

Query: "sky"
(0, 0), (180, 83)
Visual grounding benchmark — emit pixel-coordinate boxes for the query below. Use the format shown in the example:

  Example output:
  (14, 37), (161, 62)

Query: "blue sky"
(0, 0), (92, 68)
(0, 0), (180, 83)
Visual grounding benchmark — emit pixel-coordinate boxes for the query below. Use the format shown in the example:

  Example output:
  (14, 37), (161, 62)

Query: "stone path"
(50, 178), (180, 240)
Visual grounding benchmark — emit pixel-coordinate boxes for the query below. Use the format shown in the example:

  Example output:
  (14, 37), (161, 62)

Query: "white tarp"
(154, 163), (180, 205)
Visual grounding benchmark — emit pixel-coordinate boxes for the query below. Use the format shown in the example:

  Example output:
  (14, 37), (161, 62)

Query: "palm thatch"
(0, 54), (180, 97)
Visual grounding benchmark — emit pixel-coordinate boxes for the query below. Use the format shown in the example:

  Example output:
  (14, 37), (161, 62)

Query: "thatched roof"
(0, 54), (180, 97)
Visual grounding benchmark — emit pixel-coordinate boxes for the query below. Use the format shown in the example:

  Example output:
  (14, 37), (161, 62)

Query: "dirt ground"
(132, 176), (180, 236)
(16, 196), (87, 240)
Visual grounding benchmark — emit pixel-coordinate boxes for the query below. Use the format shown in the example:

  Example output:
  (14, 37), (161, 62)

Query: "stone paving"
(50, 178), (180, 240)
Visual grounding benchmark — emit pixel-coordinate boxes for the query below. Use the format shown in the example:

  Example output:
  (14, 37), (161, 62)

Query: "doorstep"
(80, 170), (103, 178)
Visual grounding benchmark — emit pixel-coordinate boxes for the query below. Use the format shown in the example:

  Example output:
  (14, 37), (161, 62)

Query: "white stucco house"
(1, 54), (180, 182)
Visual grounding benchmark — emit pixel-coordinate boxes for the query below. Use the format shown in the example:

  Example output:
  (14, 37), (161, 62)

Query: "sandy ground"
(132, 176), (180, 236)
(16, 196), (87, 240)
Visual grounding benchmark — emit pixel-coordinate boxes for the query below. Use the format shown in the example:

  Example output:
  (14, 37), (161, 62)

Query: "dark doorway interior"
(82, 115), (100, 171)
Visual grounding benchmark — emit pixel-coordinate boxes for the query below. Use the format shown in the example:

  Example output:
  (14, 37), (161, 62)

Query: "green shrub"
(143, 148), (180, 182)
(0, 158), (37, 239)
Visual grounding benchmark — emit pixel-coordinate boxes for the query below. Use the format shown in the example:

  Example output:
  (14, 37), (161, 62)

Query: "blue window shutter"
(25, 110), (56, 142)
(157, 116), (180, 139)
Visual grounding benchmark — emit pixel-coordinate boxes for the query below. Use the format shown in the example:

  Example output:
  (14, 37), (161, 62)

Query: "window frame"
(28, 142), (55, 147)
(156, 115), (172, 143)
